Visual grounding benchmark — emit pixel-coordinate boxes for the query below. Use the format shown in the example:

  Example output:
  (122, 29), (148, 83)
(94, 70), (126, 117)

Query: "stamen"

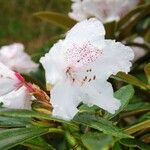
(64, 41), (101, 85)
(86, 69), (92, 72)
(84, 76), (87, 81)
(65, 41), (102, 68)
(88, 78), (91, 82)
(93, 75), (96, 80)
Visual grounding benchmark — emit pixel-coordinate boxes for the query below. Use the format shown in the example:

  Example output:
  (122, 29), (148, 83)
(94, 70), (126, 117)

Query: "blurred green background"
(0, 0), (71, 52)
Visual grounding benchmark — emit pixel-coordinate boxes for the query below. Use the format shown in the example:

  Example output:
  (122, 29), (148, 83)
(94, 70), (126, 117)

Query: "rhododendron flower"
(0, 86), (32, 109)
(0, 62), (24, 96)
(69, 0), (139, 23)
(40, 18), (134, 120)
(0, 43), (39, 74)
(0, 62), (33, 109)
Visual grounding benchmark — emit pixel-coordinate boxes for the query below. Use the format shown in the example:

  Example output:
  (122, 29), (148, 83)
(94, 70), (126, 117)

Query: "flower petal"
(69, 0), (89, 21)
(81, 80), (121, 114)
(65, 18), (105, 49)
(69, 0), (139, 23)
(0, 62), (20, 96)
(51, 79), (79, 120)
(91, 40), (134, 80)
(40, 40), (65, 85)
(0, 43), (39, 74)
(0, 86), (32, 109)
(41, 19), (134, 120)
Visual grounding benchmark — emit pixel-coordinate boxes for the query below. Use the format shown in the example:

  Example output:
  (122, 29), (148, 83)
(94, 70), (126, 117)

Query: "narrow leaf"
(0, 127), (49, 150)
(73, 112), (132, 139)
(139, 112), (150, 122)
(124, 120), (150, 134)
(0, 108), (77, 128)
(104, 21), (117, 39)
(121, 103), (150, 117)
(115, 72), (148, 90)
(23, 137), (55, 150)
(112, 142), (122, 150)
(120, 138), (150, 150)
(0, 116), (31, 127)
(118, 4), (149, 28)
(81, 133), (113, 150)
(117, 4), (150, 40)
(144, 63), (150, 84)
(33, 11), (76, 29)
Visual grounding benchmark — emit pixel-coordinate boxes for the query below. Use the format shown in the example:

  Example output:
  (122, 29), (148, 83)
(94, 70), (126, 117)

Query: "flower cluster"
(69, 0), (139, 23)
(0, 1), (149, 149)
(40, 18), (134, 120)
(0, 18), (134, 120)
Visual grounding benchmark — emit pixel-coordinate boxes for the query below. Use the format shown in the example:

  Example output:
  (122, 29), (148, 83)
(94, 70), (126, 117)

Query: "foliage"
(0, 0), (150, 150)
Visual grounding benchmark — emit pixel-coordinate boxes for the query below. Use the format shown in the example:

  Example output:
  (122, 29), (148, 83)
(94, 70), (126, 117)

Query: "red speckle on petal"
(65, 41), (102, 69)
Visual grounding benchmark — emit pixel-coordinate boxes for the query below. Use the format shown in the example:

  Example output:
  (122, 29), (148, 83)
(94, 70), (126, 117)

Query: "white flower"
(0, 62), (33, 109)
(0, 43), (39, 74)
(0, 86), (32, 109)
(69, 0), (139, 23)
(40, 18), (134, 120)
(0, 62), (24, 96)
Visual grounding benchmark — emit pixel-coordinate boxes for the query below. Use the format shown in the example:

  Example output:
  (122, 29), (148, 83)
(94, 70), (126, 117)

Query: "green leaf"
(23, 137), (55, 150)
(31, 52), (45, 63)
(124, 120), (150, 134)
(121, 103), (150, 117)
(136, 17), (150, 34)
(104, 85), (134, 119)
(115, 72), (148, 90)
(65, 131), (82, 150)
(139, 112), (150, 122)
(144, 63), (150, 84)
(112, 142), (122, 150)
(114, 85), (134, 113)
(33, 11), (76, 29)
(0, 116), (31, 127)
(0, 127), (50, 150)
(104, 21), (117, 39)
(125, 102), (150, 112)
(79, 104), (100, 113)
(0, 108), (77, 128)
(58, 140), (68, 150)
(144, 29), (150, 43)
(117, 4), (150, 40)
(120, 139), (150, 150)
(118, 4), (149, 29)
(81, 133), (113, 150)
(73, 112), (132, 139)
